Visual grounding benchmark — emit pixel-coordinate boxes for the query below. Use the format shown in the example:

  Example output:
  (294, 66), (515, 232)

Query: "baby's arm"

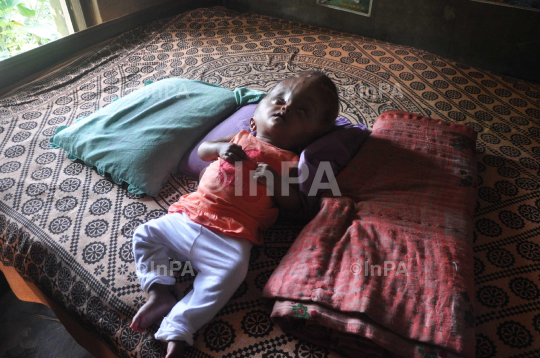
(198, 133), (248, 163)
(254, 164), (309, 222)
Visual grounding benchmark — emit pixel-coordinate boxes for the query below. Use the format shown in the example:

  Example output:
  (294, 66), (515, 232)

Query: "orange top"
(169, 130), (299, 245)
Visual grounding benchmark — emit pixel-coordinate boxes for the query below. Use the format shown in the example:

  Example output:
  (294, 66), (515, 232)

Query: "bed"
(1, 6), (539, 358)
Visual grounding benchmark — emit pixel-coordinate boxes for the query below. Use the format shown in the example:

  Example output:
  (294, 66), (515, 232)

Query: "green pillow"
(50, 78), (266, 196)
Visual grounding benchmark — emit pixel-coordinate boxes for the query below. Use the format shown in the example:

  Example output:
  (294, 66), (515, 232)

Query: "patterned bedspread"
(0, 6), (539, 358)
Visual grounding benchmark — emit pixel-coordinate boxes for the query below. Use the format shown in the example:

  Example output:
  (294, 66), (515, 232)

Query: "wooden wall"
(2, 0), (537, 92)
(225, 0), (540, 83)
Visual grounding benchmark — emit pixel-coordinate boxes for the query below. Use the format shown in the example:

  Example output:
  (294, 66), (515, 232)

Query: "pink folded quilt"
(262, 111), (478, 358)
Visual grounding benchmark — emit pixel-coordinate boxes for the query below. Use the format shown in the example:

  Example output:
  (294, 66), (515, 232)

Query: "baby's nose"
(281, 105), (290, 112)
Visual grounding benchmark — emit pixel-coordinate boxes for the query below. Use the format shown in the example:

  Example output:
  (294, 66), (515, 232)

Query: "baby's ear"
(249, 118), (257, 132)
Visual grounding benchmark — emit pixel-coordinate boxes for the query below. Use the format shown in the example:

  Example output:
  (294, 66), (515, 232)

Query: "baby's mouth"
(272, 113), (286, 122)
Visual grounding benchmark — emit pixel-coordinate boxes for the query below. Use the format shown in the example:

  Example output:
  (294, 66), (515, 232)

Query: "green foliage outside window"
(0, 0), (60, 60)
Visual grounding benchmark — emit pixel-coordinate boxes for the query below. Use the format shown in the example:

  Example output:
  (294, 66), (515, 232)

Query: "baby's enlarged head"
(250, 71), (339, 153)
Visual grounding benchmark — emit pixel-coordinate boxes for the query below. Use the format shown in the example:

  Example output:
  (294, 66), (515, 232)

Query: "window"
(0, 0), (74, 60)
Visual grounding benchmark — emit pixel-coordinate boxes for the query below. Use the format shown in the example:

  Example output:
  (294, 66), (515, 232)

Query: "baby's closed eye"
(272, 96), (285, 104)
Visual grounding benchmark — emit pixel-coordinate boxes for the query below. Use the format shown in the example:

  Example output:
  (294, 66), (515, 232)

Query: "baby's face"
(251, 75), (334, 153)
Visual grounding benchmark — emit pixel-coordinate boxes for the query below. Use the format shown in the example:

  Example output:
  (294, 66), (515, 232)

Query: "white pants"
(132, 212), (252, 345)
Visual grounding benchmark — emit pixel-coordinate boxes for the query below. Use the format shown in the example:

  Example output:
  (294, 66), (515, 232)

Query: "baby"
(130, 71), (340, 358)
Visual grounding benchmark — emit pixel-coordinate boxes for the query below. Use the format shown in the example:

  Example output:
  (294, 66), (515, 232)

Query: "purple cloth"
(298, 117), (370, 216)
(177, 105), (371, 215)
(177, 104), (256, 177)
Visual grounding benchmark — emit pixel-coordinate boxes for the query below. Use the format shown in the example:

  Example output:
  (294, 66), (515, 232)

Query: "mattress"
(0, 6), (539, 358)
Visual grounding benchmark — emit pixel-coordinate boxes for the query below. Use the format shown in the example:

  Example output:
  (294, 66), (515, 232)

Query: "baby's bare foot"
(131, 283), (177, 332)
(166, 340), (185, 358)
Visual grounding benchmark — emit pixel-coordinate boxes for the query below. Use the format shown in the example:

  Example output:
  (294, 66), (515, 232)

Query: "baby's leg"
(154, 225), (252, 346)
(166, 340), (185, 358)
(131, 213), (201, 332)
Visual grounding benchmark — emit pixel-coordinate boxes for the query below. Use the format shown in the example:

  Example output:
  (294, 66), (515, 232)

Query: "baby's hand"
(217, 143), (248, 163)
(253, 162), (277, 187)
